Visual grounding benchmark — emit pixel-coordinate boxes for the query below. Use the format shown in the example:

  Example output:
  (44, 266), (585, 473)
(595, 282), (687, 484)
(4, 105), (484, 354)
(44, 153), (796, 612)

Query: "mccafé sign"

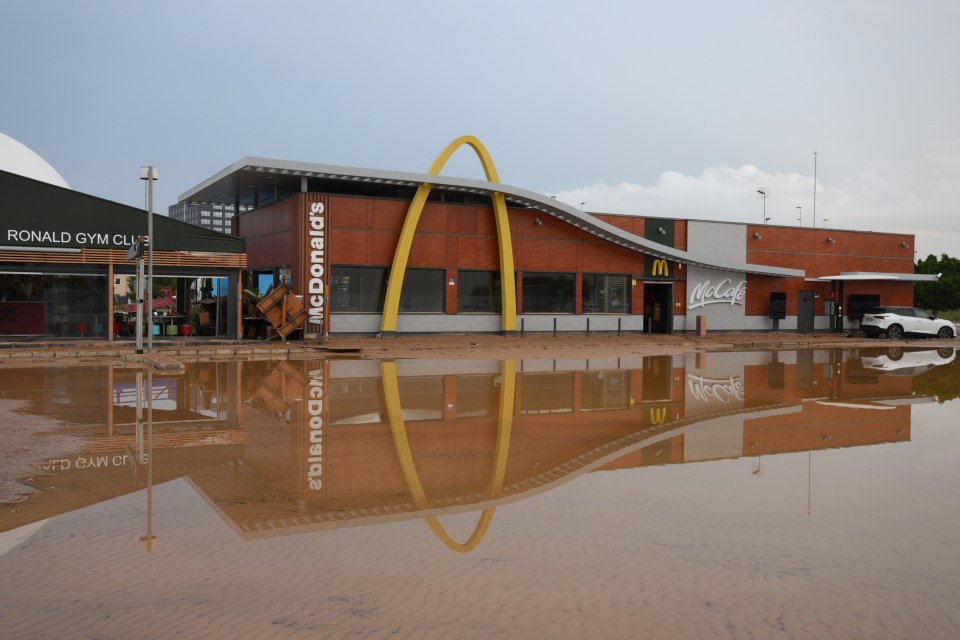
(688, 278), (746, 310)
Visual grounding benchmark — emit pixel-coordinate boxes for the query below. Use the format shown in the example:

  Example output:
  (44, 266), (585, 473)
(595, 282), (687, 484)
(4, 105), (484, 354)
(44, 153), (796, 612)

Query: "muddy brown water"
(1, 347), (959, 639)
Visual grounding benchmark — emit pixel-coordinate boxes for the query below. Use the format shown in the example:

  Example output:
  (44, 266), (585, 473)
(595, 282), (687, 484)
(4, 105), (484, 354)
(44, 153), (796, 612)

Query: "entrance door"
(643, 283), (672, 333)
(797, 290), (815, 334)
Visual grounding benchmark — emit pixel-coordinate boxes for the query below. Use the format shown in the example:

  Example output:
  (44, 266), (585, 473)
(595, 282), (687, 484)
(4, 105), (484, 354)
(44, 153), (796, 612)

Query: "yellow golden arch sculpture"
(380, 135), (518, 334)
(380, 359), (516, 553)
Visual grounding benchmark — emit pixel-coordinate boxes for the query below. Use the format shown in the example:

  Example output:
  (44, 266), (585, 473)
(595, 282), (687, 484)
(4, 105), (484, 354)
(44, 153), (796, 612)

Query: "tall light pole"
(822, 218), (828, 228)
(757, 189), (767, 224)
(580, 201), (585, 213)
(140, 166), (159, 352)
(796, 205), (802, 227)
(812, 150), (818, 229)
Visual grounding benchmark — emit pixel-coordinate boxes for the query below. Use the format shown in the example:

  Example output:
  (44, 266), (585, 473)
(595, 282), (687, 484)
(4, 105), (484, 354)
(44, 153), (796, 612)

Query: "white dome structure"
(0, 131), (70, 189)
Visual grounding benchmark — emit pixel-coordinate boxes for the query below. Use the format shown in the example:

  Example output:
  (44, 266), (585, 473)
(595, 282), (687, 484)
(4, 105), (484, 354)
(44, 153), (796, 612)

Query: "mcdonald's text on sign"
(306, 367), (325, 490)
(306, 201), (326, 328)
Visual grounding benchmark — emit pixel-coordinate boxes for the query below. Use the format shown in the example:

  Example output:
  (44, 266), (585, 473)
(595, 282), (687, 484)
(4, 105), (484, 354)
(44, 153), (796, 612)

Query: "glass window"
(0, 274), (109, 337)
(330, 266), (388, 312)
(521, 272), (574, 313)
(399, 268), (444, 312)
(458, 270), (502, 313)
(330, 267), (443, 313)
(582, 273), (630, 313)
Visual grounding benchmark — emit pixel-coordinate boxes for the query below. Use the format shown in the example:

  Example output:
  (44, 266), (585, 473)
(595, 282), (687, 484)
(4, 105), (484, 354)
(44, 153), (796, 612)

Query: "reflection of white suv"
(861, 306), (956, 339)
(860, 347), (956, 373)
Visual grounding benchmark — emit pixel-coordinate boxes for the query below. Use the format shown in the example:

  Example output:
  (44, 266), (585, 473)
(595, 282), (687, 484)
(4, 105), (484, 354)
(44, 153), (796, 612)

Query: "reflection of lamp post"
(138, 369), (157, 551)
(140, 166), (159, 352)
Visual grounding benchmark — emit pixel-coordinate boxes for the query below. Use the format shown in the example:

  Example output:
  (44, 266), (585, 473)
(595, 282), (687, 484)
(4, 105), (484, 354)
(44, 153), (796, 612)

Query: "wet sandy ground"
(0, 330), (955, 366)
(2, 445), (958, 640)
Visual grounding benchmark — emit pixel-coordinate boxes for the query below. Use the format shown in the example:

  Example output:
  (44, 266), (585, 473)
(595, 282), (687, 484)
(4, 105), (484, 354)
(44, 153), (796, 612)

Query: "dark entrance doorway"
(643, 283), (672, 333)
(797, 290), (815, 334)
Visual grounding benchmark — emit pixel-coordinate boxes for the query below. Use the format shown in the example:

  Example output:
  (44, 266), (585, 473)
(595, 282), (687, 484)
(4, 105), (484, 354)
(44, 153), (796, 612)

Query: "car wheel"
(886, 324), (904, 340)
(937, 326), (953, 339)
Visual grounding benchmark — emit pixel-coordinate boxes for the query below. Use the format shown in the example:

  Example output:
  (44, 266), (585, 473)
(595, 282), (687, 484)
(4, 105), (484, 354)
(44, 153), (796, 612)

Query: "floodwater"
(1, 347), (959, 639)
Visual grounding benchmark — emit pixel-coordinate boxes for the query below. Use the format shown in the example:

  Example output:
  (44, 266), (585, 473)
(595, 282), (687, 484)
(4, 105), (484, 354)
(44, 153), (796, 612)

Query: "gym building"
(177, 135), (934, 337)
(0, 133), (246, 339)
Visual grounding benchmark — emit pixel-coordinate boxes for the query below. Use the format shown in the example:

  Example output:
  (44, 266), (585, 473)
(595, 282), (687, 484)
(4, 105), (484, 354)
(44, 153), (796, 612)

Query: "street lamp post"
(796, 205), (802, 227)
(757, 189), (767, 224)
(140, 166), (159, 352)
(580, 201), (585, 213)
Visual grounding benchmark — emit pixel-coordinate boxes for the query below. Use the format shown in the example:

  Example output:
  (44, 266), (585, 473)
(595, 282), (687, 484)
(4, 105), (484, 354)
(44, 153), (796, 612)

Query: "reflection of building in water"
(3, 348), (946, 542)
(189, 349), (925, 543)
(0, 362), (244, 532)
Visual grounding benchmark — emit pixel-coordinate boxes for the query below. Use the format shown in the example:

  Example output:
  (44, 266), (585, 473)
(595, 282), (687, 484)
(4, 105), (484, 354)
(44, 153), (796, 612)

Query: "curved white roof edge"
(180, 156), (804, 278)
(806, 272), (938, 282)
(0, 132), (70, 189)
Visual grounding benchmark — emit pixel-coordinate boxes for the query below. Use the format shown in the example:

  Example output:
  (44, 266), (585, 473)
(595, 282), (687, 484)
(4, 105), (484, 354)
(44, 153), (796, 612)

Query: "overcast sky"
(2, 0), (958, 258)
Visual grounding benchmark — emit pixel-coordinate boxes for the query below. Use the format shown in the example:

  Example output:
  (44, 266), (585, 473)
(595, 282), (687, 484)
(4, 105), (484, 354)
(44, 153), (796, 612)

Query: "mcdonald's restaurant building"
(177, 137), (932, 337)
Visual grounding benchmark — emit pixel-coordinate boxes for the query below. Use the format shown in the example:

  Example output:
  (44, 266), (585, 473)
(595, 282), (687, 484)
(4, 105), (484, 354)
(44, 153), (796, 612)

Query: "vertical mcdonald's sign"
(645, 256), (672, 278)
(303, 196), (329, 335)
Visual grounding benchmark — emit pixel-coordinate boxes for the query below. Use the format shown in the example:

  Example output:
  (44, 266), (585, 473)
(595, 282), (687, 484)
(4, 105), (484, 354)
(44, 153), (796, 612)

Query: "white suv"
(860, 306), (956, 340)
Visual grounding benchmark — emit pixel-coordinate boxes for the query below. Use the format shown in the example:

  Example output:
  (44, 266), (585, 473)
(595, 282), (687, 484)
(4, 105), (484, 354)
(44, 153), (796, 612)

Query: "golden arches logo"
(649, 407), (667, 424)
(651, 258), (669, 277)
(380, 359), (516, 553)
(380, 135), (517, 334)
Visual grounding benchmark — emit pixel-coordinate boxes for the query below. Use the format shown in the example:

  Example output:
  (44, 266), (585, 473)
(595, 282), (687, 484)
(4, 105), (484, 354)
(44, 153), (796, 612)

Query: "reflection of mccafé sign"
(306, 202), (326, 328)
(687, 374), (744, 403)
(688, 279), (746, 310)
(306, 367), (325, 491)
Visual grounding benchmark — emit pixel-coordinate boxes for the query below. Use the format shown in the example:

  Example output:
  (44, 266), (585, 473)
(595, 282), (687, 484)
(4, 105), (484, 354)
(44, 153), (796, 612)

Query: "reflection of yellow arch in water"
(381, 359), (515, 552)
(380, 135), (518, 334)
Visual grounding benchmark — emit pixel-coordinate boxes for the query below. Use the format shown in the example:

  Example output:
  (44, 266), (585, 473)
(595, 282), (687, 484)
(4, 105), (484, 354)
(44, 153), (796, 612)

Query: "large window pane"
(582, 273), (630, 313)
(521, 272), (574, 313)
(399, 268), (444, 312)
(330, 266), (388, 312)
(0, 273), (108, 336)
(458, 270), (501, 313)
